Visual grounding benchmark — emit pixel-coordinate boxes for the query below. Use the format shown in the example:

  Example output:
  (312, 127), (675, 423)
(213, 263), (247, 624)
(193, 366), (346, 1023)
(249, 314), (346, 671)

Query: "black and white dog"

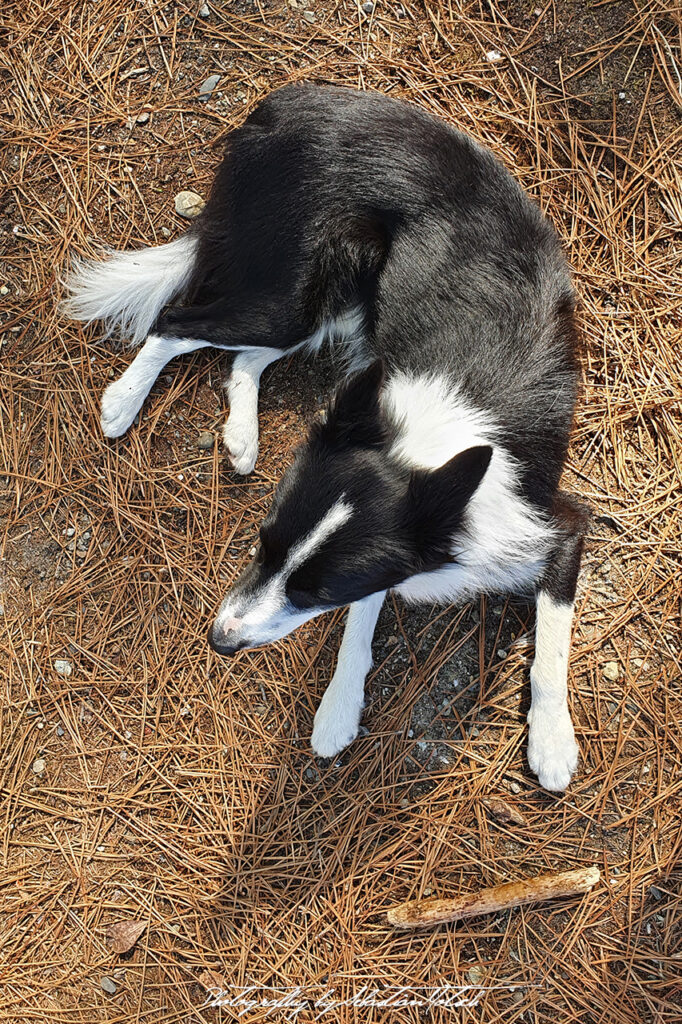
(63, 84), (587, 791)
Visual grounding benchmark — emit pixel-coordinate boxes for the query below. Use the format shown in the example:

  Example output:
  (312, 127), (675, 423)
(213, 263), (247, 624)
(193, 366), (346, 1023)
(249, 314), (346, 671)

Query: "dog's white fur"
(223, 348), (285, 473)
(62, 237), (198, 345)
(311, 590), (386, 758)
(100, 335), (210, 437)
(527, 594), (578, 791)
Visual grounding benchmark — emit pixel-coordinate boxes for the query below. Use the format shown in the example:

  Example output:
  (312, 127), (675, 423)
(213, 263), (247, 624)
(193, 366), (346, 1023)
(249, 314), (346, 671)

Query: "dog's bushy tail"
(61, 234), (198, 345)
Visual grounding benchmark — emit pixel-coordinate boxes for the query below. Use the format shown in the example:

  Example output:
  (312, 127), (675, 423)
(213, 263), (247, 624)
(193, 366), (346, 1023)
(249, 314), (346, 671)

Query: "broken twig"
(387, 866), (600, 928)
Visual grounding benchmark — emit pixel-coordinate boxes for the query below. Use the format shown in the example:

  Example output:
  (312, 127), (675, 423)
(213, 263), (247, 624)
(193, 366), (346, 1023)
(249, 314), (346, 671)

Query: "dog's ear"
(316, 359), (386, 449)
(404, 445), (493, 567)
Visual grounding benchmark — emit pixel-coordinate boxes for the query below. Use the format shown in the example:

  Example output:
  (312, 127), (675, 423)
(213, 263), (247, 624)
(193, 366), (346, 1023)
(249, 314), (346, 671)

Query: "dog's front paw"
(527, 704), (579, 792)
(223, 416), (258, 475)
(311, 690), (362, 759)
(100, 379), (143, 438)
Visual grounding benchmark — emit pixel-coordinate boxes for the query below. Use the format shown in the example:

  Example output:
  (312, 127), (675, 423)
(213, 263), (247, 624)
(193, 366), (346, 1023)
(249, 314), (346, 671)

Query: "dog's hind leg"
(527, 495), (588, 791)
(100, 334), (210, 438)
(311, 590), (386, 758)
(223, 347), (287, 474)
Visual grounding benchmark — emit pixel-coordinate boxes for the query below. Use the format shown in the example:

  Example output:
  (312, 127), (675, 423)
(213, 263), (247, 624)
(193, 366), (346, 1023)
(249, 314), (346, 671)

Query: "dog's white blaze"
(385, 371), (554, 601)
(62, 235), (198, 345)
(284, 498), (353, 574)
(216, 498), (353, 635)
(527, 594), (579, 791)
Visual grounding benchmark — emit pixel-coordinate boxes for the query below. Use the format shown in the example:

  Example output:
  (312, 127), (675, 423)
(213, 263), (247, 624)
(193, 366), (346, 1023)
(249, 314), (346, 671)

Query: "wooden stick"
(387, 866), (600, 929)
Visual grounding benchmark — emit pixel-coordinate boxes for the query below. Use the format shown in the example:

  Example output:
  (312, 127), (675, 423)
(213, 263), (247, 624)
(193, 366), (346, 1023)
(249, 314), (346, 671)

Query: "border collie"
(63, 83), (587, 792)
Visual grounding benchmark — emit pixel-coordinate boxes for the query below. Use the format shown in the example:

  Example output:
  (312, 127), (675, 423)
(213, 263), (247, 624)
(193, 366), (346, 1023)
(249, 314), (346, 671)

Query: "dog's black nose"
(207, 624), (239, 656)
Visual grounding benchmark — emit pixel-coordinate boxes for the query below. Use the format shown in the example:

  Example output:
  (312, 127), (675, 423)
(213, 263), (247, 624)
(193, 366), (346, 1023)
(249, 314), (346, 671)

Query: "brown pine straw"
(1, 0), (681, 1021)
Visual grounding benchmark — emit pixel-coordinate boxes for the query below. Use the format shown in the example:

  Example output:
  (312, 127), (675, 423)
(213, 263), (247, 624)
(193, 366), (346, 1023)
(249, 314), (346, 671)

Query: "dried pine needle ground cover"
(1, 0), (681, 1021)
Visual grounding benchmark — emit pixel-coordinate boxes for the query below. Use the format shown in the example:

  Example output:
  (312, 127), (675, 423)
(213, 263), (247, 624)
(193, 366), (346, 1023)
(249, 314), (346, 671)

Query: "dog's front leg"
(527, 501), (586, 791)
(311, 590), (386, 759)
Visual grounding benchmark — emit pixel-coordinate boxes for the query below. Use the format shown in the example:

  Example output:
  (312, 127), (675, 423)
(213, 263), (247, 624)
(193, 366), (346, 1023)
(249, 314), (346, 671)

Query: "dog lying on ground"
(63, 83), (587, 791)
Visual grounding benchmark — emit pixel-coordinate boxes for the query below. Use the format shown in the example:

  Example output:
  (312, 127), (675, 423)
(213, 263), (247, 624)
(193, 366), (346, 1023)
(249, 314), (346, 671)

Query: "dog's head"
(209, 361), (491, 654)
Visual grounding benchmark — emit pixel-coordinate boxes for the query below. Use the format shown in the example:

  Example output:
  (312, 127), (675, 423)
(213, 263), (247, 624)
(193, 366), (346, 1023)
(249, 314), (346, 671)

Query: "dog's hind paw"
(527, 704), (579, 792)
(100, 378), (144, 438)
(311, 691), (362, 759)
(223, 416), (258, 475)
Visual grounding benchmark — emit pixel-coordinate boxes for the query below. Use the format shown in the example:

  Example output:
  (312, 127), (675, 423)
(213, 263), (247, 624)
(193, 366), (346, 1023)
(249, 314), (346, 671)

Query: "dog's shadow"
(207, 592), (537, 941)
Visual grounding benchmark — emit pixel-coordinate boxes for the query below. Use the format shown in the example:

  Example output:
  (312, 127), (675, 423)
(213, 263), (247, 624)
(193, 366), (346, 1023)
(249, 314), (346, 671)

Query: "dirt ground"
(1, 0), (681, 1022)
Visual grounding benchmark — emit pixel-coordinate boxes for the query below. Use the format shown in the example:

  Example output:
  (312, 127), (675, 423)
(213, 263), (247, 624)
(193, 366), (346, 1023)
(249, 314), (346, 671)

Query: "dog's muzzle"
(207, 622), (245, 656)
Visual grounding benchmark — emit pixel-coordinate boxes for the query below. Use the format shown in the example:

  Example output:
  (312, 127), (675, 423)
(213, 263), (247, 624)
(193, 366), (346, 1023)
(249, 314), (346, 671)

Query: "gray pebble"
(100, 976), (117, 995)
(160, 227), (171, 238)
(197, 430), (214, 449)
(303, 9), (315, 21)
(174, 190), (205, 219)
(362, 1), (374, 11)
(136, 111), (150, 124)
(603, 661), (620, 681)
(199, 2), (210, 14)
(32, 758), (46, 774)
(57, 726), (65, 737)
(54, 659), (73, 677)
(199, 74), (221, 98)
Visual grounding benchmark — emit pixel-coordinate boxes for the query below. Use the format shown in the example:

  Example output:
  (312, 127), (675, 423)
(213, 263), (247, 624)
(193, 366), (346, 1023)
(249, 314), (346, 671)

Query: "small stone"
(199, 2), (210, 14)
(197, 431), (214, 449)
(57, 726), (65, 737)
(603, 661), (620, 681)
(362, 1), (374, 11)
(303, 9), (315, 21)
(468, 965), (485, 985)
(136, 111), (150, 124)
(508, 781), (521, 794)
(100, 976), (117, 995)
(160, 226), (171, 238)
(400, 798), (409, 809)
(0, 285), (8, 296)
(497, 648), (507, 659)
(199, 74), (221, 98)
(32, 758), (46, 774)
(174, 190), (205, 219)
(649, 885), (663, 900)
(486, 49), (502, 61)
(54, 659), (72, 677)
